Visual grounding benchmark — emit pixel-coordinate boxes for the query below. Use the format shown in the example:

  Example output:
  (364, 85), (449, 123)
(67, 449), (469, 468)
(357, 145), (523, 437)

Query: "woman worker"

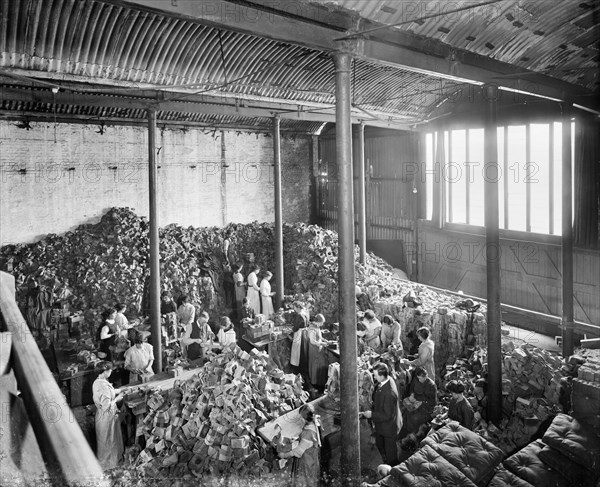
(404, 366), (437, 434)
(181, 310), (215, 362)
(92, 361), (125, 470)
(381, 315), (402, 352)
(246, 264), (261, 315)
(123, 332), (154, 383)
(259, 271), (275, 318)
(98, 308), (118, 360)
(176, 295), (195, 332)
(279, 403), (321, 487)
(445, 380), (475, 430)
(306, 314), (331, 392)
(217, 316), (237, 349)
(114, 302), (133, 338)
(290, 301), (308, 370)
(409, 326), (435, 381)
(362, 310), (382, 350)
(232, 263), (247, 317)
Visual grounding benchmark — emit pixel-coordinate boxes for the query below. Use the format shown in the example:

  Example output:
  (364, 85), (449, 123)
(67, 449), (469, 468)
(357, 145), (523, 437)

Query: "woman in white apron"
(92, 361), (125, 470)
(362, 310), (382, 350)
(290, 301), (308, 367)
(246, 264), (261, 315)
(260, 271), (275, 318)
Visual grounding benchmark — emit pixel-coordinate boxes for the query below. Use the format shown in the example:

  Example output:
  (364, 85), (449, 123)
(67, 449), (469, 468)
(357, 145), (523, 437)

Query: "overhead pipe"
(333, 51), (361, 486)
(147, 109), (162, 373)
(273, 116), (285, 309)
(483, 85), (502, 423)
(561, 105), (574, 356)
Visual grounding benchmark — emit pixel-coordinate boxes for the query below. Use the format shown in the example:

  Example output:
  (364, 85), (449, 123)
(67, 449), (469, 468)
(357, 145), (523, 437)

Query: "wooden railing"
(0, 271), (109, 486)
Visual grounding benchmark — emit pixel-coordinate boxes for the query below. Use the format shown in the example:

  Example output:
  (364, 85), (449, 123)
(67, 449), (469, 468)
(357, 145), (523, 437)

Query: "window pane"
(449, 129), (467, 223)
(529, 124), (550, 234)
(497, 126), (505, 229)
(553, 122), (562, 235)
(506, 125), (527, 231)
(425, 132), (433, 220)
(468, 128), (485, 226)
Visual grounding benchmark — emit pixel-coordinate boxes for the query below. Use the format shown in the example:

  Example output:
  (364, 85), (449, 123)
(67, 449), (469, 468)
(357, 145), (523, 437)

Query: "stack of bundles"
(475, 397), (563, 454)
(283, 225), (339, 319)
(326, 351), (376, 411)
(501, 343), (565, 405)
(1, 205), (484, 365)
(0, 207), (148, 316)
(434, 344), (567, 454)
(0, 208), (389, 321)
(374, 293), (488, 374)
(571, 355), (600, 433)
(127, 345), (307, 480)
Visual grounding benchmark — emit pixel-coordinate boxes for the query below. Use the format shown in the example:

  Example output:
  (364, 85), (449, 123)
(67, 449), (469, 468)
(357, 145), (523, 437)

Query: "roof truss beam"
(110, 0), (596, 109)
(0, 84), (414, 131)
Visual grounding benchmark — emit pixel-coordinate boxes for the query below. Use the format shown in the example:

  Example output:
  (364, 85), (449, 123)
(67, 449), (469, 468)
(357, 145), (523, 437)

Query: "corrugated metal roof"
(307, 0), (599, 90)
(1, 0), (596, 129)
(0, 0), (457, 125)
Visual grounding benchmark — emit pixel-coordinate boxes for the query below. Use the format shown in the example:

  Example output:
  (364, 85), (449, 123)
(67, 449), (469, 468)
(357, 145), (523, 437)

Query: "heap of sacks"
(372, 290), (488, 378)
(121, 345), (308, 482)
(1, 206), (488, 366)
(326, 350), (377, 411)
(432, 343), (567, 454)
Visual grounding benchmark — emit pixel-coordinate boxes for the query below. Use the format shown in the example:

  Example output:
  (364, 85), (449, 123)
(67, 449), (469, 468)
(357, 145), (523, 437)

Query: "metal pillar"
(333, 51), (360, 486)
(357, 123), (367, 265)
(434, 128), (446, 228)
(561, 105), (574, 357)
(483, 85), (502, 423)
(273, 116), (284, 309)
(147, 109), (162, 373)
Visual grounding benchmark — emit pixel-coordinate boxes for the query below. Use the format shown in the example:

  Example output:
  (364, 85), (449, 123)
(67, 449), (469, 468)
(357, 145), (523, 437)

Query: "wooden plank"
(0, 272), (108, 486)
(581, 338), (600, 349)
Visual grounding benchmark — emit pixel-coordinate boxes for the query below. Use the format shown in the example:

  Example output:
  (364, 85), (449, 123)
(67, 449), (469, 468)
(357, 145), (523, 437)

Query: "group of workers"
(232, 263), (276, 318)
(90, 279), (473, 481)
(360, 324), (476, 471)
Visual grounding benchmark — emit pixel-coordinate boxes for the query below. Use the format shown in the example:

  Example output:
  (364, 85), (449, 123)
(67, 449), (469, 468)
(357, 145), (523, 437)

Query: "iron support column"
(273, 116), (285, 309)
(483, 85), (502, 423)
(333, 51), (360, 486)
(561, 105), (574, 356)
(147, 109), (162, 373)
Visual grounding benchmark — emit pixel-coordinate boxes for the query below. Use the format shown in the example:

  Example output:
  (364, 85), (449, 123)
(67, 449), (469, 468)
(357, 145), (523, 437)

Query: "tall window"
(425, 120), (575, 235)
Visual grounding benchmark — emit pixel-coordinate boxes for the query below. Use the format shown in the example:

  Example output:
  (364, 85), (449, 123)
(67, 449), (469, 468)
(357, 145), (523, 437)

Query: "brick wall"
(0, 121), (312, 245)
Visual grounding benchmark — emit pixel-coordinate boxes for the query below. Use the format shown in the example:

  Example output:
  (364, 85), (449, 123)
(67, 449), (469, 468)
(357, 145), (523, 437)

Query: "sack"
(403, 396), (422, 412)
(403, 292), (422, 308)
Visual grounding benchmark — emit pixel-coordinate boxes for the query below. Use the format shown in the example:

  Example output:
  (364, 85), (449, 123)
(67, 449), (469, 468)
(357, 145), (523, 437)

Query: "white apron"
(290, 330), (302, 366)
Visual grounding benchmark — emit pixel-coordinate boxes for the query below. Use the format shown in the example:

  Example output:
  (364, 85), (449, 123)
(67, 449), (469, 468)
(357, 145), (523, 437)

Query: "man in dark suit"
(361, 363), (399, 466)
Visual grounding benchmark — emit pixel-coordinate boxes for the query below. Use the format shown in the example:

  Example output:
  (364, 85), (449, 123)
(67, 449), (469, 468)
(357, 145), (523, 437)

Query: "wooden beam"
(0, 272), (108, 486)
(110, 0), (597, 108)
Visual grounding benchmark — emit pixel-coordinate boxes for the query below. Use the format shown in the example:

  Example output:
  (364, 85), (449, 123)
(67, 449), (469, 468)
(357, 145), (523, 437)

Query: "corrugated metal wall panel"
(317, 131), (419, 274)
